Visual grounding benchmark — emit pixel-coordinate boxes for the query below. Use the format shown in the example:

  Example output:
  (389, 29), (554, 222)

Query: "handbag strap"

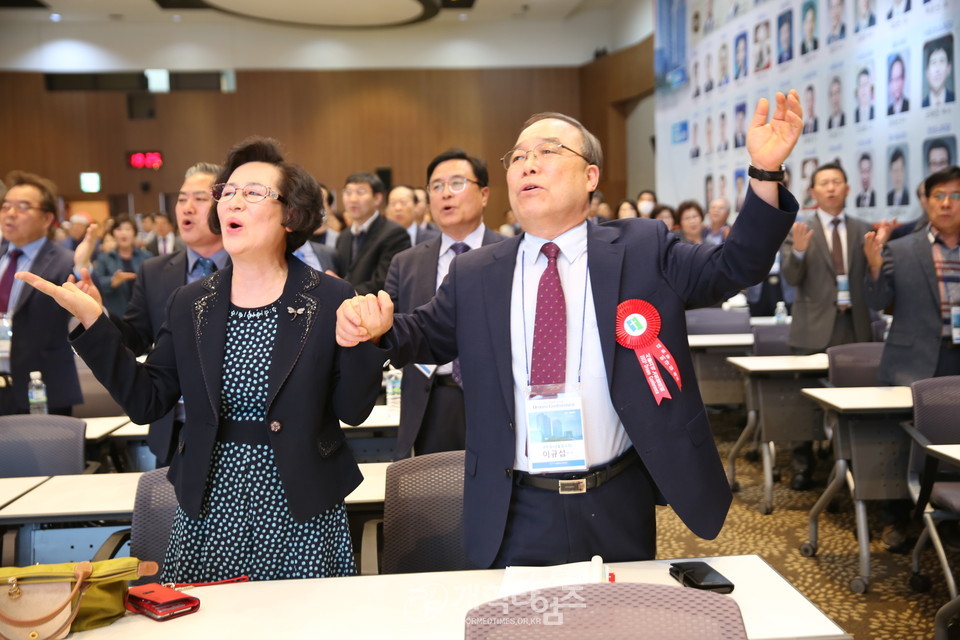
(0, 561), (93, 629)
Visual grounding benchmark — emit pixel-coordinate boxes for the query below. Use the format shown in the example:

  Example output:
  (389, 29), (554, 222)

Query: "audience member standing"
(781, 162), (873, 491)
(91, 215), (153, 316)
(335, 173), (411, 295)
(146, 212), (185, 256)
(0, 171), (82, 415)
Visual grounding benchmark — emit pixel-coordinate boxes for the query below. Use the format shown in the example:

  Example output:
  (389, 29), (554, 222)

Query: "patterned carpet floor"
(656, 409), (957, 640)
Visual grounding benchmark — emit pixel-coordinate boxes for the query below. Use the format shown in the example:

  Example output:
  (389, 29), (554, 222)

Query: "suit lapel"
(14, 240), (55, 314)
(587, 223), (625, 383)
(484, 236), (521, 414)
(193, 268), (229, 421)
(265, 260), (321, 412)
(913, 232), (940, 305)
(810, 215), (835, 274)
(352, 215), (384, 267)
(413, 239), (442, 307)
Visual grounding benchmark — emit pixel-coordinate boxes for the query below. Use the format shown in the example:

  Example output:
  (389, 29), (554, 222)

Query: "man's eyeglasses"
(500, 142), (590, 171)
(930, 192), (960, 203)
(212, 183), (285, 204)
(427, 178), (480, 195)
(0, 201), (42, 214)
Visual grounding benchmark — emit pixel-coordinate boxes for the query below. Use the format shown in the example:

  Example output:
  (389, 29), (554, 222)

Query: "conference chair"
(360, 450), (472, 575)
(825, 342), (884, 387)
(0, 414), (95, 477)
(750, 324), (791, 356)
(93, 468), (177, 584)
(685, 308), (751, 406)
(902, 376), (960, 599)
(464, 582), (748, 639)
(73, 353), (124, 419)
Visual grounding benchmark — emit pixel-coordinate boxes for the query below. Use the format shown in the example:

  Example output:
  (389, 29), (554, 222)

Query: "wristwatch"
(747, 164), (785, 182)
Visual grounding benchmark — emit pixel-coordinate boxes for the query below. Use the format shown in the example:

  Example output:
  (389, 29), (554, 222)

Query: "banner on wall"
(654, 0), (957, 223)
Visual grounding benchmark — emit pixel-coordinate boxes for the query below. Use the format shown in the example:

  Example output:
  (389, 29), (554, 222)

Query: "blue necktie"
(449, 242), (470, 386)
(194, 257), (216, 280)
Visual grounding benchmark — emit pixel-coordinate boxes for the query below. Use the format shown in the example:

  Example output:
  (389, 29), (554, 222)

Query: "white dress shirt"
(509, 222), (630, 472)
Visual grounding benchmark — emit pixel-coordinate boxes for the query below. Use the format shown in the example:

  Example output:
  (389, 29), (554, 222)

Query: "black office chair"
(93, 468), (178, 584)
(0, 414), (96, 477)
(903, 376), (960, 599)
(465, 582), (748, 639)
(685, 308), (751, 335)
(360, 450), (472, 575)
(751, 324), (791, 356)
(826, 342), (884, 387)
(73, 353), (124, 419)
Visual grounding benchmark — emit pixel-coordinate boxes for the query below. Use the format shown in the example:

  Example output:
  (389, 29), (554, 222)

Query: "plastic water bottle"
(774, 301), (788, 324)
(28, 370), (48, 415)
(385, 367), (402, 414)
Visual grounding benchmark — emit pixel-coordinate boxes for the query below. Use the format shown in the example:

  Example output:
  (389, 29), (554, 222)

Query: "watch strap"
(747, 164), (785, 181)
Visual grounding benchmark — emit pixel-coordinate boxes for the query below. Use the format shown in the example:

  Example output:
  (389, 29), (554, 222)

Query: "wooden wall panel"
(0, 67), (581, 225)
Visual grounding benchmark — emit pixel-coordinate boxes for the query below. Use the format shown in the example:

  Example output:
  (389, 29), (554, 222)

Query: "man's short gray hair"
(184, 162), (222, 179)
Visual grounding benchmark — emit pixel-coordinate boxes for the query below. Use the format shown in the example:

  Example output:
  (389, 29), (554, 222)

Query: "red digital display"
(127, 151), (163, 170)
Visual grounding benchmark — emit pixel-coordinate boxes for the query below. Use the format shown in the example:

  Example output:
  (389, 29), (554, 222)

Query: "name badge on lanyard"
(0, 314), (11, 361)
(525, 382), (588, 473)
(952, 306), (960, 345)
(836, 274), (851, 307)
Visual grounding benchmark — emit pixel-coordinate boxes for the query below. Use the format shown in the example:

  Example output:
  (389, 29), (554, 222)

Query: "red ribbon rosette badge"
(615, 299), (682, 405)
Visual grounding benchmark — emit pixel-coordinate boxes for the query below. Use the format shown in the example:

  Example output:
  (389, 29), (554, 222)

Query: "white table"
(341, 404), (399, 462)
(0, 476), (49, 509)
(726, 355), (828, 514)
(688, 333), (755, 348)
(79, 554), (849, 640)
(800, 386), (914, 593)
(340, 404), (399, 430)
(83, 416), (131, 441)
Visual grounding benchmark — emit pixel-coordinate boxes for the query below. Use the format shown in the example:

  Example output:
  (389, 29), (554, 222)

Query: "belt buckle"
(558, 478), (587, 494)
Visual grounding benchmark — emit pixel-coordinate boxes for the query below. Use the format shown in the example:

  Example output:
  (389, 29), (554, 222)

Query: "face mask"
(638, 201), (656, 216)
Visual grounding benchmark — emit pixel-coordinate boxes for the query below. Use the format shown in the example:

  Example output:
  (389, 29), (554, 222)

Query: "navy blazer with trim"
(73, 258), (384, 522)
(382, 187), (798, 568)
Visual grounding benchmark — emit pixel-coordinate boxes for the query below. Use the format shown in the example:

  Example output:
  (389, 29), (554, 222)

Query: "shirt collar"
(520, 221), (588, 266)
(440, 224), (486, 256)
(351, 211), (379, 235)
(9, 235), (48, 259)
(186, 247), (229, 272)
(816, 209), (845, 228)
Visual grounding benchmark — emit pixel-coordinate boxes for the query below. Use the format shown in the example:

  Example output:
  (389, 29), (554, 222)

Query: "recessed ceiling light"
(458, 13), (468, 20)
(172, 14), (182, 23)
(49, 13), (62, 22)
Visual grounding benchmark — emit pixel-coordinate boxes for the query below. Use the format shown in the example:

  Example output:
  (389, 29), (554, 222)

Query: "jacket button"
(504, 469), (513, 478)
(269, 420), (282, 433)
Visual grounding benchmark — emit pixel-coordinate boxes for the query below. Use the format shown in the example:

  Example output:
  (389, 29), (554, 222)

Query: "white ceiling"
(2, 0), (617, 28)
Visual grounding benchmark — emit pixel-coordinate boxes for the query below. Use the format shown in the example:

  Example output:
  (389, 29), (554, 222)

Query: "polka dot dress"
(161, 303), (356, 583)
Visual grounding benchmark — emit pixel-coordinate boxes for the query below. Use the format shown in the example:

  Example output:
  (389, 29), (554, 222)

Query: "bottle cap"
(29, 370), (42, 379)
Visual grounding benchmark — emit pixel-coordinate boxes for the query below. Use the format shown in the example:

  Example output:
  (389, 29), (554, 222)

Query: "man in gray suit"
(386, 184), (439, 247)
(864, 165), (960, 384)
(385, 149), (503, 458)
(782, 161), (874, 490)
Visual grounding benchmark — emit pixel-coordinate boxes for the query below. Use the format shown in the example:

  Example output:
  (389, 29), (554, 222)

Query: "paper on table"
(498, 555), (607, 598)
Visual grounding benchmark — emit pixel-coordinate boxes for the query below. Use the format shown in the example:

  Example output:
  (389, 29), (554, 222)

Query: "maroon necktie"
(449, 242), (470, 386)
(530, 242), (566, 386)
(830, 218), (845, 275)
(0, 249), (23, 314)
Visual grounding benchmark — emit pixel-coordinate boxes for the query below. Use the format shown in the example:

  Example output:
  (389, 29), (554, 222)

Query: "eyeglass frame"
(929, 191), (960, 203)
(212, 182), (286, 204)
(426, 177), (481, 195)
(500, 141), (592, 171)
(0, 201), (46, 214)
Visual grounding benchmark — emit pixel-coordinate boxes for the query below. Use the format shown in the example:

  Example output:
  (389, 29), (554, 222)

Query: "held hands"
(791, 221), (814, 252)
(336, 291), (394, 347)
(16, 271), (103, 329)
(746, 90), (803, 171)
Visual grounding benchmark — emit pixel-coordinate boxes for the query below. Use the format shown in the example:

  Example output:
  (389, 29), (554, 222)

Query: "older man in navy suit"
(338, 92), (803, 568)
(0, 171), (82, 415)
(385, 149), (503, 459)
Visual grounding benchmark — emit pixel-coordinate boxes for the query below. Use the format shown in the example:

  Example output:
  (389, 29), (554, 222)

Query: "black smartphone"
(669, 561), (735, 594)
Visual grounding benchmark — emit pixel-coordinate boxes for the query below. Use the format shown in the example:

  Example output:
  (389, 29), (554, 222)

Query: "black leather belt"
(434, 374), (459, 388)
(514, 448), (640, 494)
